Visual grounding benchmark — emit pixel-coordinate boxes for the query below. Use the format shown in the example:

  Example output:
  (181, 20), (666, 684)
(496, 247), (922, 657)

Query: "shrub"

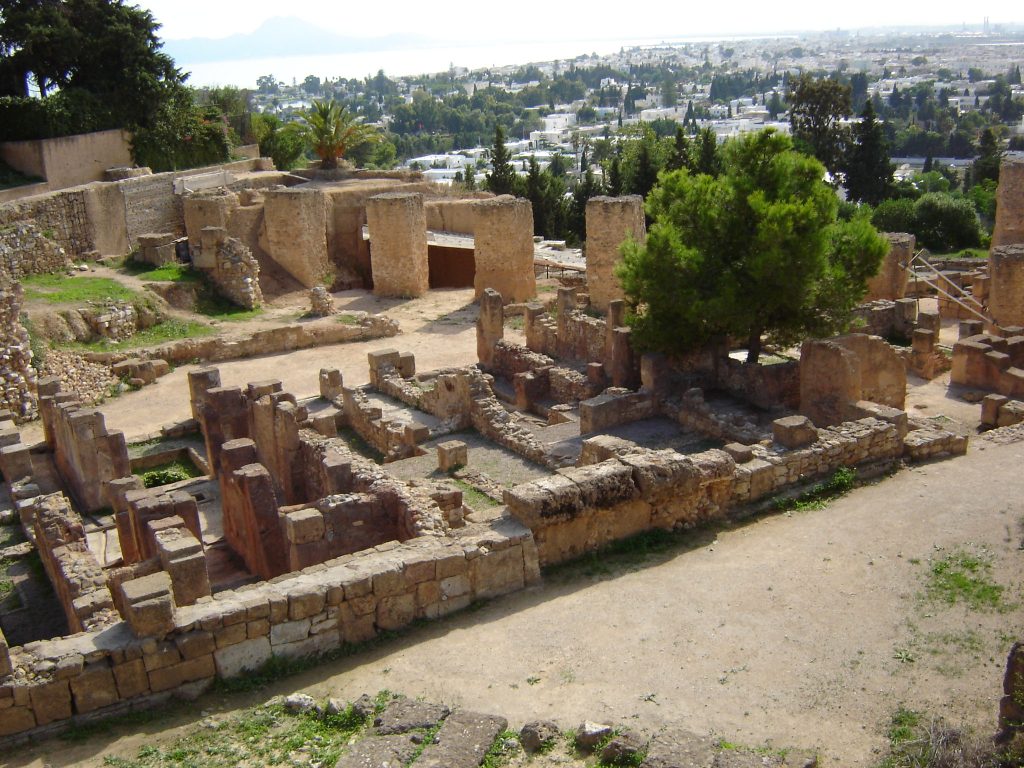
(912, 193), (982, 252)
(871, 197), (916, 234)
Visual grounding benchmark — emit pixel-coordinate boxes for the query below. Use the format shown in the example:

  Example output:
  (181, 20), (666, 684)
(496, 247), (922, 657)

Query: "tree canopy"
(788, 73), (852, 175)
(0, 0), (184, 132)
(295, 99), (380, 169)
(618, 129), (888, 363)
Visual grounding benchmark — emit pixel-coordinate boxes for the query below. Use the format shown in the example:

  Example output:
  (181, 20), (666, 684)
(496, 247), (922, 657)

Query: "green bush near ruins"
(618, 129), (889, 363)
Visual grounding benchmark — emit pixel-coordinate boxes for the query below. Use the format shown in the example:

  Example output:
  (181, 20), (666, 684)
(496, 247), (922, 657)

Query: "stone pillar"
(187, 367), (221, 422)
(473, 195), (535, 303)
(585, 195), (645, 312)
(477, 288), (504, 369)
(605, 299), (626, 365)
(319, 368), (344, 400)
(609, 327), (635, 388)
(989, 244), (1024, 328)
(0, 278), (38, 422)
(865, 233), (913, 301)
(263, 187), (329, 288)
(993, 153), (1024, 248)
(367, 192), (429, 298)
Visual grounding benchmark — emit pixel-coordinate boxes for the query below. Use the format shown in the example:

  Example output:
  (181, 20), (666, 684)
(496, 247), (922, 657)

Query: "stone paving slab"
(334, 732), (421, 768)
(414, 710), (507, 768)
(641, 726), (717, 768)
(373, 697), (450, 735)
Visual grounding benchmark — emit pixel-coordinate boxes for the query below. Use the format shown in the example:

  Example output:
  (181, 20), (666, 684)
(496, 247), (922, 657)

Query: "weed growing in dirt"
(481, 730), (521, 768)
(772, 466), (857, 513)
(140, 458), (203, 488)
(336, 313), (359, 325)
(876, 706), (1018, 767)
(100, 702), (366, 768)
(451, 478), (500, 509)
(924, 546), (1007, 611)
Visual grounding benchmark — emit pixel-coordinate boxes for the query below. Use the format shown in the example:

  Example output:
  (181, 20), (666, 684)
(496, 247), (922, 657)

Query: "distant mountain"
(162, 16), (429, 64)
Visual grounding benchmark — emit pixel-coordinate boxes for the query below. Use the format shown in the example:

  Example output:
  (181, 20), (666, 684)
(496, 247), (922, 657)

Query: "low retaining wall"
(0, 518), (539, 740)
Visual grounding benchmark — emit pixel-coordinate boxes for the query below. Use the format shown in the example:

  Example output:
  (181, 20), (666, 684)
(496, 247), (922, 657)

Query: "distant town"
(237, 28), (1024, 185)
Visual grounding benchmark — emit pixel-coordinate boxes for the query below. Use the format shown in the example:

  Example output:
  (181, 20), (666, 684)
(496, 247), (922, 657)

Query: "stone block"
(174, 630), (215, 660)
(121, 572), (175, 638)
(214, 637), (272, 678)
(0, 705), (35, 736)
(723, 443), (753, 463)
(113, 658), (149, 698)
(69, 665), (119, 714)
(288, 587), (326, 620)
(376, 593), (416, 630)
(148, 654), (215, 693)
(285, 508), (325, 545)
(772, 415), (819, 449)
(270, 618), (311, 646)
(982, 394), (1010, 427)
(29, 679), (72, 725)
(437, 440), (468, 472)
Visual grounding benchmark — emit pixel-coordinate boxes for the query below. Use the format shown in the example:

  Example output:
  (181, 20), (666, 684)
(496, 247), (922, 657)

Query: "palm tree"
(296, 99), (379, 169)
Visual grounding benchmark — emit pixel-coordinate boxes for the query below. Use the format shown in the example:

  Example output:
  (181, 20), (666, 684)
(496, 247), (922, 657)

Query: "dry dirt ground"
(9, 287), (1022, 767)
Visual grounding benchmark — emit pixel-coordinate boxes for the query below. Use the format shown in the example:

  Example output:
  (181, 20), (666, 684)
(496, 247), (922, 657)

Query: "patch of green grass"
(139, 458), (203, 488)
(194, 287), (263, 321)
(772, 466), (857, 513)
(451, 478), (500, 509)
(924, 545), (1006, 611)
(504, 315), (524, 330)
(124, 261), (202, 283)
(336, 313), (359, 326)
(0, 558), (13, 602)
(481, 730), (520, 768)
(100, 702), (367, 768)
(65, 319), (216, 352)
(23, 275), (137, 304)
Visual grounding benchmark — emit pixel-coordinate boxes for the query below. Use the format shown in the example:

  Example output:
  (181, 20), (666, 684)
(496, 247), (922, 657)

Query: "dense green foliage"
(294, 99), (379, 169)
(618, 130), (888, 362)
(788, 73), (852, 174)
(485, 125), (517, 195)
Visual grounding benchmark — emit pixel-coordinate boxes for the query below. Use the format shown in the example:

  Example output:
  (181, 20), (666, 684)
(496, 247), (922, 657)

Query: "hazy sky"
(137, 0), (1022, 41)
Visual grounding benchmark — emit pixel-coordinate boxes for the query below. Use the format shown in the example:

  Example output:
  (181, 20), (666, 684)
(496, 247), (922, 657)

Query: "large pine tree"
(843, 99), (893, 206)
(486, 125), (518, 195)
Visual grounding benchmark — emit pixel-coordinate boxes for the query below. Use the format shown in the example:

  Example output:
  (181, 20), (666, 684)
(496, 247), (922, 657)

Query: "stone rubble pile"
(41, 349), (117, 405)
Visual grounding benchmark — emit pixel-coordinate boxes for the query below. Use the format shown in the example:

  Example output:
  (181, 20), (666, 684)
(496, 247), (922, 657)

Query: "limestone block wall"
(0, 278), (38, 421)
(0, 220), (69, 279)
(0, 187), (91, 256)
(182, 190), (240, 251)
(341, 385), (426, 462)
(425, 198), (485, 234)
(121, 174), (183, 248)
(950, 332), (1024, 397)
(989, 244), (1024, 328)
(262, 188), (329, 288)
(0, 517), (539, 739)
(662, 389), (764, 445)
(864, 233), (913, 302)
(993, 153), (1024, 248)
(367, 192), (429, 298)
(40, 391), (131, 513)
(473, 195), (535, 303)
(28, 493), (116, 633)
(585, 195), (645, 312)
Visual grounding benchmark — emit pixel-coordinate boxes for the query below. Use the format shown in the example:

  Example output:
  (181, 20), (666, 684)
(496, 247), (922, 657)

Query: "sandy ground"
(9, 282), (1020, 767)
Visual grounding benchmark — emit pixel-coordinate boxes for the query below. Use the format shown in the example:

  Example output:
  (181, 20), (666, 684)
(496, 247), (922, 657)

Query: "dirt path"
(10, 437), (1022, 767)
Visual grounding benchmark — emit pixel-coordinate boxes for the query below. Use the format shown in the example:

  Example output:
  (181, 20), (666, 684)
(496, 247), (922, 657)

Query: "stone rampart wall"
(0, 220), (69, 279)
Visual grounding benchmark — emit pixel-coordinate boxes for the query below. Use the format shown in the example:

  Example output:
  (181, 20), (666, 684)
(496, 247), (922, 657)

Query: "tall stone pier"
(989, 244), (1024, 328)
(865, 233), (913, 301)
(263, 188), (329, 288)
(473, 195), (535, 303)
(585, 195), (645, 312)
(993, 153), (1024, 248)
(366, 192), (429, 298)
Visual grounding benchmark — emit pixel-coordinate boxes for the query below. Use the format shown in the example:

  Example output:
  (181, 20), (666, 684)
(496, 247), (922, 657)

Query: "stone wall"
(989, 244), (1024, 328)
(951, 331), (1024, 397)
(367, 193), (429, 298)
(0, 129), (132, 191)
(28, 492), (116, 633)
(864, 233), (913, 301)
(39, 385), (131, 513)
(0, 187), (91, 256)
(585, 195), (645, 312)
(993, 153), (1024, 248)
(0, 517), (538, 739)
(0, 277), (38, 421)
(196, 228), (263, 310)
(473, 196), (535, 303)
(799, 334), (906, 427)
(263, 188), (329, 288)
(425, 198), (485, 234)
(0, 220), (70, 279)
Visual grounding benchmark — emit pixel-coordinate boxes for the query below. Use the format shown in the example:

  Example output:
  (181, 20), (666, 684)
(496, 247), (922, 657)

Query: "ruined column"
(865, 233), (913, 301)
(989, 244), (1024, 328)
(263, 187), (329, 288)
(993, 153), (1024, 248)
(0, 277), (38, 422)
(473, 195), (535, 303)
(476, 288), (505, 369)
(187, 367), (221, 422)
(367, 192), (430, 298)
(585, 195), (645, 312)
